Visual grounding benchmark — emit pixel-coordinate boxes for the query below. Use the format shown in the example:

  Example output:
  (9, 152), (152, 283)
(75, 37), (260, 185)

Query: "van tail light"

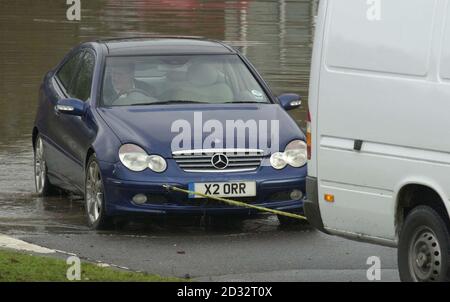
(306, 109), (311, 160)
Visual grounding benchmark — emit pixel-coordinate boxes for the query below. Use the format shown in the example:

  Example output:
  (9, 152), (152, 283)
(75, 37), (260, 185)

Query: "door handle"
(354, 139), (363, 151)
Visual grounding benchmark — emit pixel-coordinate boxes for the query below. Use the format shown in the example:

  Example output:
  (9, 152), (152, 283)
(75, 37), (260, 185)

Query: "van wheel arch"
(396, 184), (450, 236)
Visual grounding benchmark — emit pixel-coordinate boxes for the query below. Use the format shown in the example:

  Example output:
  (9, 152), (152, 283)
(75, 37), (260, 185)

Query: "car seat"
(169, 61), (234, 103)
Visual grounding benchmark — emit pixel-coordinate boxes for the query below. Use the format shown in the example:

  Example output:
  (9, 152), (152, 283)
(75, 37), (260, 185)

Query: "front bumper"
(98, 160), (306, 216)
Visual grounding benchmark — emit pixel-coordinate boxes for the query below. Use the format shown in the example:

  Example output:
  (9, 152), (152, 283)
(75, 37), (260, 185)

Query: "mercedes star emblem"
(211, 153), (229, 170)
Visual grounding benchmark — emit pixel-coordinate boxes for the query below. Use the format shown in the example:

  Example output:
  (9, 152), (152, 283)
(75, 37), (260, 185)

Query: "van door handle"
(354, 139), (363, 151)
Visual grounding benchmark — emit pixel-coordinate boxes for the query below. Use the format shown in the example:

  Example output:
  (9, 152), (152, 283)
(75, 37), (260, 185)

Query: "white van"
(305, 0), (450, 281)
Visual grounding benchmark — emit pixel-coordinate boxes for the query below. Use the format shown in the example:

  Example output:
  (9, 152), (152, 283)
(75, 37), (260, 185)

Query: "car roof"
(95, 36), (237, 56)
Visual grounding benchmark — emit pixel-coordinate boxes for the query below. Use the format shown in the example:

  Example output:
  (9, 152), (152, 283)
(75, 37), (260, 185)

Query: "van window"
(325, 0), (436, 76)
(441, 5), (450, 80)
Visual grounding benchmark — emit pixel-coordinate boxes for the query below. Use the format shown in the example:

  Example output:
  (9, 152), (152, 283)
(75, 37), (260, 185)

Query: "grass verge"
(0, 249), (182, 282)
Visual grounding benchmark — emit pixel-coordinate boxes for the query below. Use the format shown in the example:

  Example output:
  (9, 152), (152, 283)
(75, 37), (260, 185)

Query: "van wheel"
(85, 154), (112, 230)
(277, 210), (309, 228)
(398, 206), (450, 282)
(34, 135), (59, 196)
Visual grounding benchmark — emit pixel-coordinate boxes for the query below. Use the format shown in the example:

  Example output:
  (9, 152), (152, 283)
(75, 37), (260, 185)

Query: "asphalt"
(1, 208), (399, 281)
(0, 148), (399, 282)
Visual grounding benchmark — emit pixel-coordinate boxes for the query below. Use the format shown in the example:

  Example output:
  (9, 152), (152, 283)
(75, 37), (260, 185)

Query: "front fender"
(88, 110), (122, 164)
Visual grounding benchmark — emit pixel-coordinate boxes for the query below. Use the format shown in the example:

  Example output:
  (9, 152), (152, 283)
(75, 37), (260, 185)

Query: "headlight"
(148, 155), (167, 173)
(270, 152), (287, 170)
(119, 144), (149, 172)
(284, 140), (307, 168)
(118, 144), (167, 173)
(270, 140), (307, 169)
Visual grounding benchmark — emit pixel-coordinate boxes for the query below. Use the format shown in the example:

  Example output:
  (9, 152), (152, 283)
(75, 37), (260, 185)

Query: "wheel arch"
(395, 180), (450, 238)
(85, 147), (96, 169)
(32, 127), (39, 150)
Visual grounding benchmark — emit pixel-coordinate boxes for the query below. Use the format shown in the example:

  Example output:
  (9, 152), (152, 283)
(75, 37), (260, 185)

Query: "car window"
(70, 51), (95, 102)
(101, 54), (270, 106)
(57, 51), (83, 91)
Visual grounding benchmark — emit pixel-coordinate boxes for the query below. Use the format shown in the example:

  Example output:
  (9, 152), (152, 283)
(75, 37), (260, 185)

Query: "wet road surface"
(0, 143), (398, 282)
(18, 222), (399, 282)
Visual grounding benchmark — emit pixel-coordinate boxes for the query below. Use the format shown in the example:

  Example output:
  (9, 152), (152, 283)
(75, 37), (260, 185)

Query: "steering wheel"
(113, 88), (158, 105)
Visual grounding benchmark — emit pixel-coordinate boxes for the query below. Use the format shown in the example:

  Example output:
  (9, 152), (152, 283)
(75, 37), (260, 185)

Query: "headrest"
(187, 61), (218, 87)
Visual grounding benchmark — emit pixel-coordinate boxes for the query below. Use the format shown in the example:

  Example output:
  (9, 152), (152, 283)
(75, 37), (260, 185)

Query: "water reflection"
(0, 0), (314, 232)
(0, 0), (313, 147)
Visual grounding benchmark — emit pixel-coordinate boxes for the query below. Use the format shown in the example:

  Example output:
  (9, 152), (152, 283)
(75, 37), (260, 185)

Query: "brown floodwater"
(0, 0), (316, 233)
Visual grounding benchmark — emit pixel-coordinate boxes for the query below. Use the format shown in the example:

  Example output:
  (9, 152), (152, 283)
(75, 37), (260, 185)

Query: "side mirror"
(55, 98), (86, 116)
(278, 93), (302, 111)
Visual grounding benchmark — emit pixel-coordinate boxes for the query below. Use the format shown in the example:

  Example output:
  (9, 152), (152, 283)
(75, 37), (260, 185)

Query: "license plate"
(188, 181), (256, 199)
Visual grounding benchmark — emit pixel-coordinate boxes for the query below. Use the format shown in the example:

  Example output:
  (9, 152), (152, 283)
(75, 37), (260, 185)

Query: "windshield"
(101, 54), (270, 106)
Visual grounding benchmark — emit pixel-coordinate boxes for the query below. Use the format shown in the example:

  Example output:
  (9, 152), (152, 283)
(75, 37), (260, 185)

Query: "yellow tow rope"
(163, 185), (307, 221)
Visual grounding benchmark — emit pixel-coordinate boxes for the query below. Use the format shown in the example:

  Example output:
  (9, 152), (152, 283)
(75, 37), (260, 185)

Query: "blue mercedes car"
(33, 37), (307, 229)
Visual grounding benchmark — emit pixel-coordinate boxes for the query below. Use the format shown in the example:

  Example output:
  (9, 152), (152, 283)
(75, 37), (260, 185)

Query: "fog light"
(290, 189), (303, 200)
(132, 194), (147, 205)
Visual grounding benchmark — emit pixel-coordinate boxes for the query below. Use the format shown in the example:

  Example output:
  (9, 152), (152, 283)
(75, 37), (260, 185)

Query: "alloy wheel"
(34, 137), (46, 194)
(86, 160), (104, 224)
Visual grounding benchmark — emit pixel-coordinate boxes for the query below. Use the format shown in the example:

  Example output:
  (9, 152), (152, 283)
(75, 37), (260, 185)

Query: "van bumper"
(304, 176), (329, 234)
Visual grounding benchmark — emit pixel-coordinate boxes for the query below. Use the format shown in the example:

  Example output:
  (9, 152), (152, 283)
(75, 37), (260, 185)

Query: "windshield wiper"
(223, 101), (265, 104)
(128, 100), (267, 106)
(129, 100), (206, 106)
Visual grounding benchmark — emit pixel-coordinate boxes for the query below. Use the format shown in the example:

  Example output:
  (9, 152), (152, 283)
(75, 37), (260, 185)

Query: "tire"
(277, 209), (309, 228)
(85, 154), (112, 230)
(398, 206), (450, 282)
(33, 135), (59, 196)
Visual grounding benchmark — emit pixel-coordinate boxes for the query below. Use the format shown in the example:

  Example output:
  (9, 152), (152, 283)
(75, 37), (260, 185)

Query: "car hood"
(97, 103), (304, 158)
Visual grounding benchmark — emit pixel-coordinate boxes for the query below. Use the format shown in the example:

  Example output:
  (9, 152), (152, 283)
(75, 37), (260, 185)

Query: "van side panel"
(441, 2), (450, 80)
(316, 0), (450, 241)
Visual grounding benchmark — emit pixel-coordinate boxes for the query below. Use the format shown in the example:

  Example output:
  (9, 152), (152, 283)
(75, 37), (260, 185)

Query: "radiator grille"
(172, 149), (265, 173)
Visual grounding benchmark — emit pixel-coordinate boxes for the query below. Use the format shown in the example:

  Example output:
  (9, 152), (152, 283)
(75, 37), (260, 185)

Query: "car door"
(44, 50), (84, 190)
(48, 49), (97, 192)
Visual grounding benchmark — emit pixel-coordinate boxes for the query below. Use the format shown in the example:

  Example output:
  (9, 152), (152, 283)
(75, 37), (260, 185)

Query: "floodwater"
(0, 0), (316, 234)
